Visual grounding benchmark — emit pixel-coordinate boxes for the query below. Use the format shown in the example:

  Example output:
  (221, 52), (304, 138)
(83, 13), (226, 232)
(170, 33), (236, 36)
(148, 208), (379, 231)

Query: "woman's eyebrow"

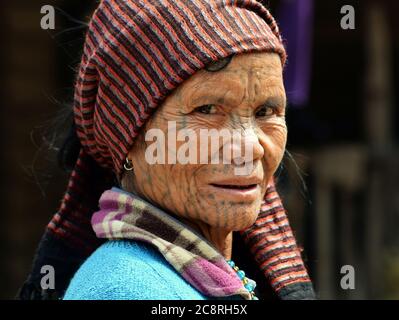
(188, 88), (286, 109)
(261, 96), (286, 109)
(187, 93), (224, 107)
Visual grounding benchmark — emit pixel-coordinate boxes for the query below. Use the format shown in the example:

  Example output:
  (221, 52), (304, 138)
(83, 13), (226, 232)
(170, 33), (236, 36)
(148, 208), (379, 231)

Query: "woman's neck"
(179, 217), (233, 260)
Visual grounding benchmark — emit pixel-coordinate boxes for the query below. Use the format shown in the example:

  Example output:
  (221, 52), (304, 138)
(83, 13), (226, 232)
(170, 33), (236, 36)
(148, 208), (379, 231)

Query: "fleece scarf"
(92, 187), (257, 300)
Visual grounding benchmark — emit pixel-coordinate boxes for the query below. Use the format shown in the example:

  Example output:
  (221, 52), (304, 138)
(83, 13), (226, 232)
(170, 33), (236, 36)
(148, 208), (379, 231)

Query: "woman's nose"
(228, 129), (264, 166)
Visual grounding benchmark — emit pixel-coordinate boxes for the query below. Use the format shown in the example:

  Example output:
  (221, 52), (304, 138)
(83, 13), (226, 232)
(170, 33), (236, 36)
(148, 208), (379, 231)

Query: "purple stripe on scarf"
(182, 258), (243, 296)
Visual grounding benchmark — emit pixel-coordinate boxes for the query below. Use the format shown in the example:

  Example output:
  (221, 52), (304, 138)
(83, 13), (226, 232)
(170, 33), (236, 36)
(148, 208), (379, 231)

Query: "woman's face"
(127, 52), (287, 231)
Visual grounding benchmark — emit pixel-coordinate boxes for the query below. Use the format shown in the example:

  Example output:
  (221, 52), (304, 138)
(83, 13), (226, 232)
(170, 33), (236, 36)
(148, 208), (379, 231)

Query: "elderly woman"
(20, 0), (315, 300)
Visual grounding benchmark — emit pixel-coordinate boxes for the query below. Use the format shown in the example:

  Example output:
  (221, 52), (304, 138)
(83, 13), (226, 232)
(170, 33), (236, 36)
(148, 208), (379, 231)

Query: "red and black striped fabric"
(47, 0), (314, 299)
(239, 181), (314, 297)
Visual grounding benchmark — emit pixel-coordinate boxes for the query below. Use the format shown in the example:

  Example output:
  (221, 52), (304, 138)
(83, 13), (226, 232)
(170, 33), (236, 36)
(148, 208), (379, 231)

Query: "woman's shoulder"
(63, 240), (207, 300)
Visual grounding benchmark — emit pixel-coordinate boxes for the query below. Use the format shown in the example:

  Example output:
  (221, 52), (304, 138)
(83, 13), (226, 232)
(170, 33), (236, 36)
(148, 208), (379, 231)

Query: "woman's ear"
(120, 169), (137, 194)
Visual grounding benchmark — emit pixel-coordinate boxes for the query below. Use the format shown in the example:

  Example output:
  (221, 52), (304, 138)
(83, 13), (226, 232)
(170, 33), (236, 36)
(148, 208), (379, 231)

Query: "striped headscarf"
(45, 0), (314, 299)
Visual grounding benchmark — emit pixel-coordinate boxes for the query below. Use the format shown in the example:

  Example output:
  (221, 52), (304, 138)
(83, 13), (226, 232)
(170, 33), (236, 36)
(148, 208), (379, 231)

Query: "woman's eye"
(194, 104), (217, 114)
(255, 106), (275, 118)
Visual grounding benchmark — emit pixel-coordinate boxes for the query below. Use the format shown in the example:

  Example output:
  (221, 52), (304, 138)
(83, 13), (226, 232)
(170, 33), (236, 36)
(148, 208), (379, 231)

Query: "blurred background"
(0, 0), (398, 299)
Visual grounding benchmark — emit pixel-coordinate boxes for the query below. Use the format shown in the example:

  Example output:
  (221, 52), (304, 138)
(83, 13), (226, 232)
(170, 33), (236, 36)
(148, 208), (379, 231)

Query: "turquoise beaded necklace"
(226, 259), (259, 300)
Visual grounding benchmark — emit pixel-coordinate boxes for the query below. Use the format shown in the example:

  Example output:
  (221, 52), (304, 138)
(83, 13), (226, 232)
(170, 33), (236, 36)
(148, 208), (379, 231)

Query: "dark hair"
(204, 54), (234, 72)
(57, 118), (81, 172)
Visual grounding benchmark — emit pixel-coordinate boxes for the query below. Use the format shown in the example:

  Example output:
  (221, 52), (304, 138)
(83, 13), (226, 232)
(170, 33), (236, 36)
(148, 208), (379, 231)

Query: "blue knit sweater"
(64, 240), (239, 300)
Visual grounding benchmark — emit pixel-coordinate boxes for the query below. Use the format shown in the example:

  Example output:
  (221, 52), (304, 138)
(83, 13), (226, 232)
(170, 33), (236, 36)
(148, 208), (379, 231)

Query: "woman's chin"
(233, 208), (261, 231)
(203, 204), (261, 231)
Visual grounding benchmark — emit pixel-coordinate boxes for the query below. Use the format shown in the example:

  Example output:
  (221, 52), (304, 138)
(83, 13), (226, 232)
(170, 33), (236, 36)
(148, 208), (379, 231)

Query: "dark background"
(0, 0), (398, 299)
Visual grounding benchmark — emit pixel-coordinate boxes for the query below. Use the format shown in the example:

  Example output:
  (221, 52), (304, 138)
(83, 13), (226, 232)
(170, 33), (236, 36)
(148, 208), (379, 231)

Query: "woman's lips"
(209, 183), (260, 201)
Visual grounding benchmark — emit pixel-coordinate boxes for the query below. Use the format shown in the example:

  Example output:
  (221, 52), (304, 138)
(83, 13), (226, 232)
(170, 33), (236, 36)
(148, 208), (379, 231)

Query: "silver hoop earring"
(124, 157), (134, 171)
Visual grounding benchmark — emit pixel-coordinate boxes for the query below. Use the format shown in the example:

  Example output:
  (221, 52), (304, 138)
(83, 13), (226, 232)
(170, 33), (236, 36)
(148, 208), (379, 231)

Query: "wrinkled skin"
(125, 52), (287, 259)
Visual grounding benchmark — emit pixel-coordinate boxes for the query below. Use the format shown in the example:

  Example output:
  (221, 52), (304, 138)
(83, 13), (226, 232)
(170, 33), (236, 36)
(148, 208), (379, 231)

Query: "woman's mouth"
(210, 183), (258, 190)
(209, 183), (260, 201)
